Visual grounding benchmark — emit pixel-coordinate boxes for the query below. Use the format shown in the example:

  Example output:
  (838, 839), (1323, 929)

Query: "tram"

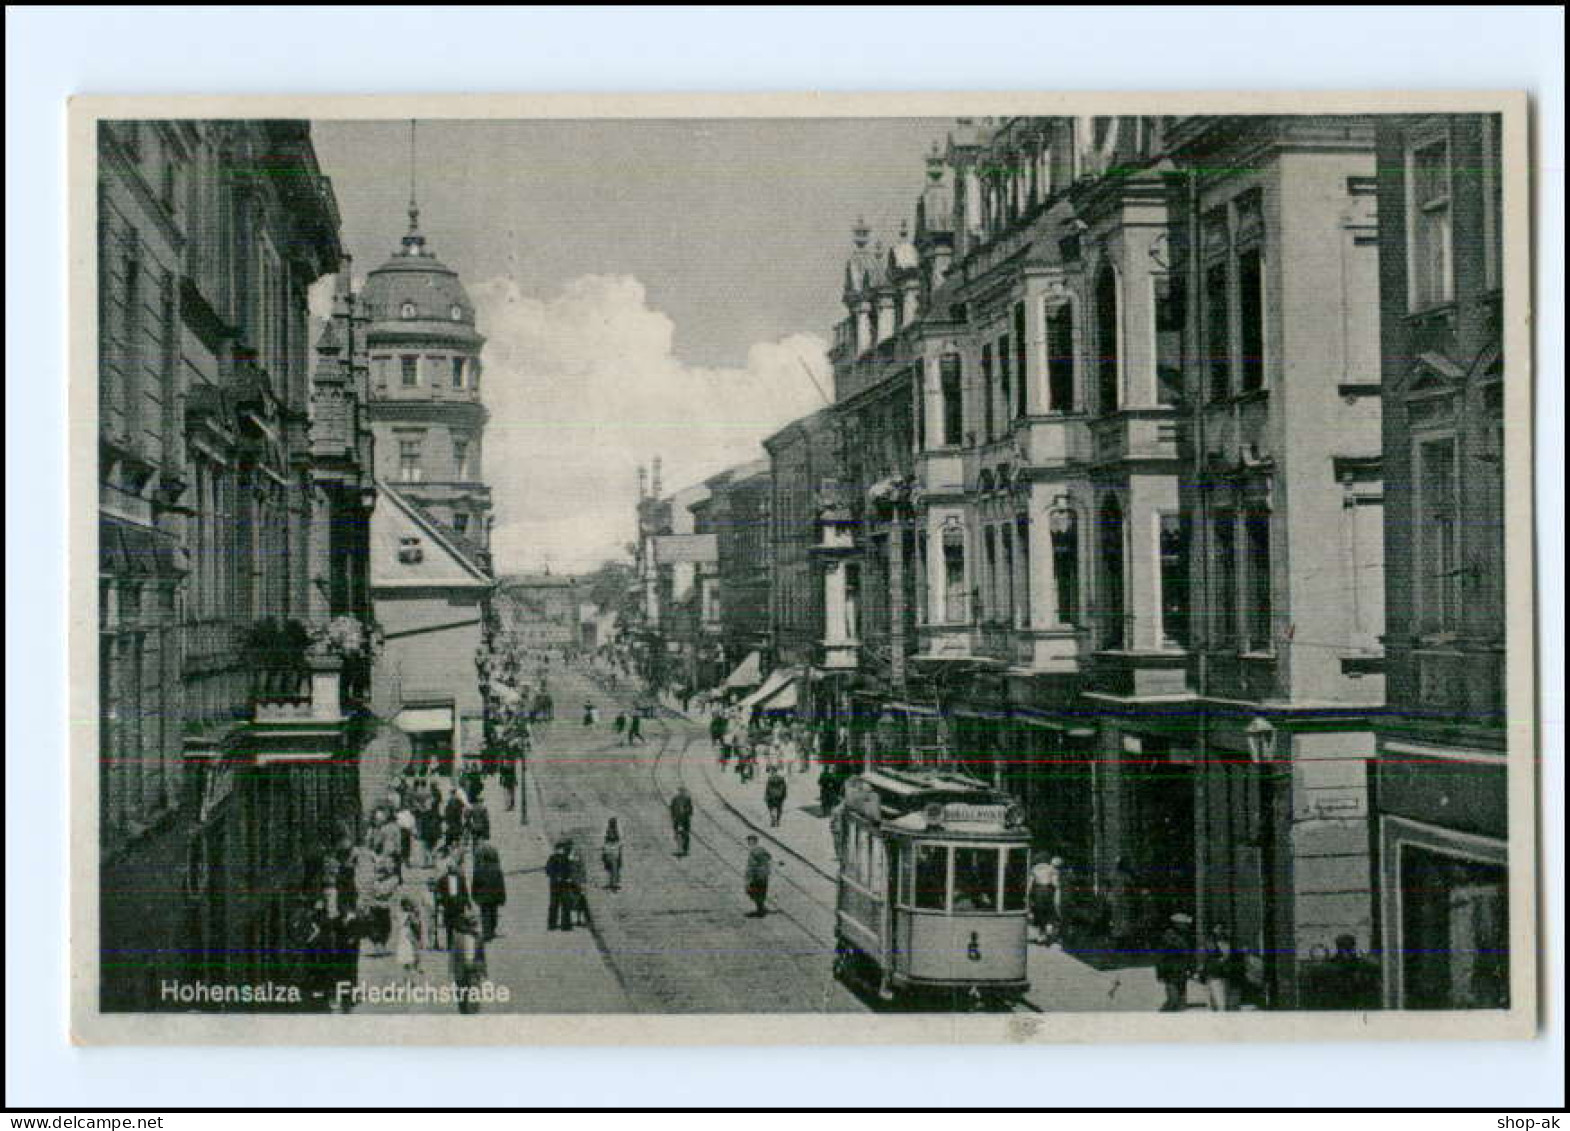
(831, 768), (1031, 1007)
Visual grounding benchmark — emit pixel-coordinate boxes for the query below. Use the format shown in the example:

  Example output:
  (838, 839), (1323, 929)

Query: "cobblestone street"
(528, 665), (866, 1014)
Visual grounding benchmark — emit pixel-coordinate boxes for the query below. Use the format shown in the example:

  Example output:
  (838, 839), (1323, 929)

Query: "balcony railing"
(1413, 646), (1506, 726)
(973, 620), (1015, 662)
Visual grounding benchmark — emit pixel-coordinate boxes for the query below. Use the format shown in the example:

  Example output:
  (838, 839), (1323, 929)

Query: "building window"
(997, 334), (1012, 432)
(1001, 524), (1017, 624)
(1399, 846), (1509, 1010)
(453, 437), (471, 481)
(1095, 264), (1121, 413)
(1480, 116), (1503, 293)
(1410, 136), (1453, 310)
(1238, 248), (1266, 392)
(1159, 513), (1191, 649)
(453, 513), (470, 536)
(940, 354), (963, 447)
(1098, 496), (1126, 648)
(1013, 302), (1028, 417)
(1212, 510), (1238, 646)
(451, 356), (466, 389)
(981, 344), (995, 442)
(1051, 510), (1079, 626)
(1415, 436), (1460, 635)
(398, 438), (423, 483)
(1244, 506), (1273, 652)
(1205, 261), (1231, 401)
(1154, 274), (1186, 406)
(401, 301), (418, 319)
(1016, 515), (1032, 628)
(400, 355), (419, 387)
(119, 244), (142, 438)
(942, 526), (967, 625)
(1046, 300), (1075, 412)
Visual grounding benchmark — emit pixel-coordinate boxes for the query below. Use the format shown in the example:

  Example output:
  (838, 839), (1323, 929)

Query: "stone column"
(875, 293), (897, 344)
(1028, 496), (1062, 632)
(855, 302), (873, 354)
(824, 560), (849, 646)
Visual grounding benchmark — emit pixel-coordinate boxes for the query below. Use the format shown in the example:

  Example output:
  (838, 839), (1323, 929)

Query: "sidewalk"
(354, 768), (632, 1015)
(693, 738), (1205, 1013)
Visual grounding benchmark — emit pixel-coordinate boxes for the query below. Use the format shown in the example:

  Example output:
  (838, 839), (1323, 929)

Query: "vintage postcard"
(68, 91), (1537, 1045)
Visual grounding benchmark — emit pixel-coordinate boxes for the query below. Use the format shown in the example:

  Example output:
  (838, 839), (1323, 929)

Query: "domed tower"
(362, 198), (493, 559)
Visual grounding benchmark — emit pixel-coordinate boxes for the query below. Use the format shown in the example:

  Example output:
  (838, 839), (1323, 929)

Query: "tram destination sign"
(941, 803), (1010, 825)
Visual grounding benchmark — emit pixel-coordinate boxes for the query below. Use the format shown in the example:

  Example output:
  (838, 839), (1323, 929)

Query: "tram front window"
(914, 844), (948, 910)
(1002, 847), (1028, 911)
(953, 847), (1000, 912)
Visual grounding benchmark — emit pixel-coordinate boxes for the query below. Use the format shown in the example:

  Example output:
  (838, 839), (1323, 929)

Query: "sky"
(310, 118), (952, 575)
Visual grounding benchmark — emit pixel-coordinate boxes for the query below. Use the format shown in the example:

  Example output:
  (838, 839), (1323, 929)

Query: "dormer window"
(401, 301), (418, 319)
(450, 304), (464, 321)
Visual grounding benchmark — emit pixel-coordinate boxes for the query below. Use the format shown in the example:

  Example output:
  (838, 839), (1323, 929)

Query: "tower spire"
(401, 119), (426, 257)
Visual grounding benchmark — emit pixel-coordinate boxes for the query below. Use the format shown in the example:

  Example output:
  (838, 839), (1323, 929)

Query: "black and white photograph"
(69, 95), (1539, 1045)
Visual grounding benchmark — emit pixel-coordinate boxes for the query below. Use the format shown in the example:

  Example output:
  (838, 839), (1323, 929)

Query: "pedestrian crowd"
(301, 759), (508, 1015)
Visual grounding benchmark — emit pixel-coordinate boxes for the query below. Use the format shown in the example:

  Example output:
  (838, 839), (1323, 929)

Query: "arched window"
(1099, 495), (1126, 648)
(1046, 297), (1076, 412)
(1095, 264), (1121, 413)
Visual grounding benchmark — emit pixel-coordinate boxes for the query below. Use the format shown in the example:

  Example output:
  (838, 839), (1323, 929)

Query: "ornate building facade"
(360, 200), (497, 786)
(776, 113), (1395, 1008)
(98, 120), (368, 1010)
(1371, 113), (1509, 1010)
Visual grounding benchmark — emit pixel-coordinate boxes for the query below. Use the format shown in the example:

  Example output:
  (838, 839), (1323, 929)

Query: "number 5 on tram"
(831, 769), (1032, 1008)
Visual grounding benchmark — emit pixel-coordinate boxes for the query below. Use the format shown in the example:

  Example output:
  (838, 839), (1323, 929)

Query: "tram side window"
(899, 846), (914, 904)
(1002, 848), (1029, 912)
(914, 844), (949, 910)
(953, 847), (1000, 912)
(846, 824), (864, 885)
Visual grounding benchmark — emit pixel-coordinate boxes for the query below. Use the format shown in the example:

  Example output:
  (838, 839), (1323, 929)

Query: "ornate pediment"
(1405, 351), (1465, 396)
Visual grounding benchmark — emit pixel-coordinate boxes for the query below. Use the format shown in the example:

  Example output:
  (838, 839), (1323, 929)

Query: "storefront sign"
(1296, 788), (1368, 821)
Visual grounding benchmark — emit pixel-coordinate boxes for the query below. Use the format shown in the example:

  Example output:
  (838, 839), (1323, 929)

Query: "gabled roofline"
(374, 478), (495, 588)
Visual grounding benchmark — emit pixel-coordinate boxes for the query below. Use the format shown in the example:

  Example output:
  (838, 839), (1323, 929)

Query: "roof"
(371, 480), (493, 590)
(359, 206), (481, 344)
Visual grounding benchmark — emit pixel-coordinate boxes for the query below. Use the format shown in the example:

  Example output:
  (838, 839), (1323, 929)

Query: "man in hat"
(545, 839), (575, 931)
(764, 767), (788, 827)
(1155, 912), (1196, 1011)
(744, 835), (775, 918)
(669, 786), (694, 856)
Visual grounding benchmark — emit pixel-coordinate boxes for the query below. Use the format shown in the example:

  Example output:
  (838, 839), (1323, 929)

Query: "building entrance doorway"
(1125, 735), (1196, 932)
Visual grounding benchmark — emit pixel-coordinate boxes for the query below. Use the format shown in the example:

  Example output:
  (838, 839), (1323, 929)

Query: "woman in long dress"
(601, 817), (624, 892)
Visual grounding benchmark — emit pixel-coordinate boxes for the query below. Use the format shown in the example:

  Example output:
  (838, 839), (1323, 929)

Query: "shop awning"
(722, 650), (763, 689)
(758, 676), (798, 712)
(737, 667), (797, 713)
(393, 705), (454, 734)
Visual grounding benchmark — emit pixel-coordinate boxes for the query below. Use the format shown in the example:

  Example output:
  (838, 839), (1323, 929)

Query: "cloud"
(468, 274), (830, 575)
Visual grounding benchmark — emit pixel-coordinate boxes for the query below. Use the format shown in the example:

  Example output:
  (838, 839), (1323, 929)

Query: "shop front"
(1375, 743), (1509, 1010)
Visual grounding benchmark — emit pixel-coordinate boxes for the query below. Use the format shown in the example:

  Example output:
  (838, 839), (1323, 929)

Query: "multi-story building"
(98, 120), (365, 1010)
(361, 199), (496, 784)
(1163, 115), (1386, 1009)
(1370, 113), (1509, 1010)
(706, 460), (775, 673)
(764, 407), (838, 669)
(802, 114), (1389, 1008)
(495, 573), (581, 651)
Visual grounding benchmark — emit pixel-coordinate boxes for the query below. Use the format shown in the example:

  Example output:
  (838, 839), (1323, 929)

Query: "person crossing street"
(743, 835), (775, 918)
(764, 767), (788, 827)
(669, 786), (694, 857)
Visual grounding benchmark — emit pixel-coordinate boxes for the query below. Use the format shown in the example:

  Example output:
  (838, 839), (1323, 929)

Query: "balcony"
(973, 620), (1014, 663)
(1087, 409), (1180, 468)
(247, 653), (353, 765)
(1089, 647), (1192, 699)
(1411, 645), (1507, 732)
